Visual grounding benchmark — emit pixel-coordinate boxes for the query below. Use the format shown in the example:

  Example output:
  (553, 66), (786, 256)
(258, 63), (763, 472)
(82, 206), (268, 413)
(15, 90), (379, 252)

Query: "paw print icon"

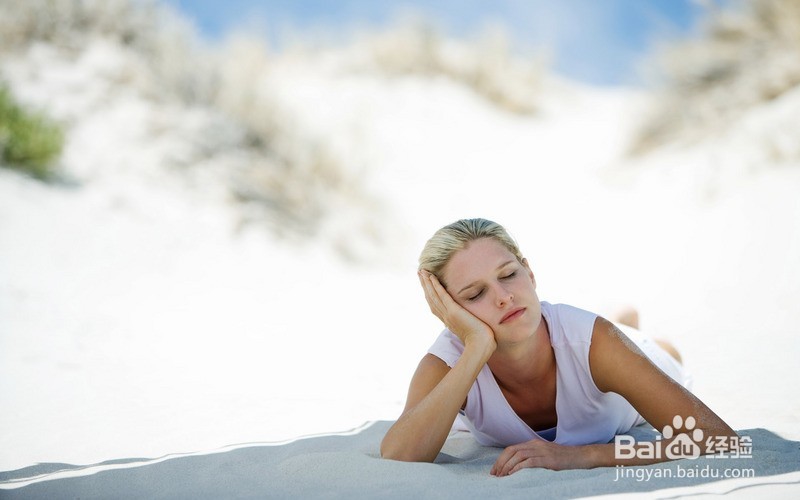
(663, 415), (704, 460)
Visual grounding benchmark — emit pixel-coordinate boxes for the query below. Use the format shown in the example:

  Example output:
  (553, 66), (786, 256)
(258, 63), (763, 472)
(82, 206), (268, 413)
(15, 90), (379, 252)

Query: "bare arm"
(586, 317), (738, 466)
(380, 346), (493, 461)
(491, 317), (738, 475)
(380, 272), (496, 462)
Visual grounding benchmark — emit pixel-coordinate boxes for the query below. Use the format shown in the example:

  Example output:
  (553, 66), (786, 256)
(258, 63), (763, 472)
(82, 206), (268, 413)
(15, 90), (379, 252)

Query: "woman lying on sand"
(381, 218), (738, 475)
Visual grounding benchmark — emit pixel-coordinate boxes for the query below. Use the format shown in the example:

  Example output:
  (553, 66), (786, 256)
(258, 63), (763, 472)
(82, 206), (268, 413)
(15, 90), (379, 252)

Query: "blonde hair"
(418, 218), (524, 285)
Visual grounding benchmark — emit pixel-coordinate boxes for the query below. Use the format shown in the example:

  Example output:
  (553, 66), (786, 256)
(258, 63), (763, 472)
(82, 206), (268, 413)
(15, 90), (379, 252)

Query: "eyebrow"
(457, 260), (516, 295)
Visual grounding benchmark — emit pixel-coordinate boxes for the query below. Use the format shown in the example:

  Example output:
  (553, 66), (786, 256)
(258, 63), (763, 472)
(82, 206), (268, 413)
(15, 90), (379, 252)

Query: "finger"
(425, 273), (451, 310)
(491, 453), (506, 476)
(426, 272), (447, 297)
(419, 272), (444, 316)
(491, 446), (519, 476)
(418, 271), (432, 300)
(509, 457), (536, 475)
(500, 451), (525, 477)
(418, 270), (435, 301)
(427, 273), (459, 308)
(498, 452), (520, 477)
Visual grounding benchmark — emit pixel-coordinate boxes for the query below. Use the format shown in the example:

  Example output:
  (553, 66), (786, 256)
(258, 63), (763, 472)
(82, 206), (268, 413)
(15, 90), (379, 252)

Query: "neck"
(489, 315), (553, 387)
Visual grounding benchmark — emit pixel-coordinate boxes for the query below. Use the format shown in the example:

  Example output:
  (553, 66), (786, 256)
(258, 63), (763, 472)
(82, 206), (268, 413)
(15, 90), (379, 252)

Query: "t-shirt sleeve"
(427, 329), (464, 368)
(548, 303), (598, 346)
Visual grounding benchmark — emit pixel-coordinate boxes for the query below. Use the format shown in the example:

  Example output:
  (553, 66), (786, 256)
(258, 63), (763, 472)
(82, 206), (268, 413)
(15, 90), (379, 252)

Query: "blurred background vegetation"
(1, 0), (798, 248)
(631, 0), (800, 155)
(0, 84), (63, 179)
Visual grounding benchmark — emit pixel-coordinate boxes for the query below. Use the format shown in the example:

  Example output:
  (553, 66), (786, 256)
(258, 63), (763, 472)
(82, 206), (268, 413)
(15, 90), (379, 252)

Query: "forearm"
(381, 342), (493, 462)
(585, 427), (742, 468)
(585, 443), (669, 468)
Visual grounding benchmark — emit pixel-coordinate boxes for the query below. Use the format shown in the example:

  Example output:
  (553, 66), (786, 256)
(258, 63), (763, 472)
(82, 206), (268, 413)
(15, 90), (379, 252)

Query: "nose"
(495, 286), (513, 307)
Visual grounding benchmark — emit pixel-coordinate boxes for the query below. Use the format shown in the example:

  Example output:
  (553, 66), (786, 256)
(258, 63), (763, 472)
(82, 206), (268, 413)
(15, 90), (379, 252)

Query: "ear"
(521, 258), (536, 287)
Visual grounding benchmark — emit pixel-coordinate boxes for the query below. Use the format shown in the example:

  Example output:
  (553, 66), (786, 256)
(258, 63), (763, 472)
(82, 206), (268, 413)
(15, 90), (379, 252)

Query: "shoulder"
(428, 328), (464, 368)
(401, 353), (454, 415)
(588, 317), (653, 393)
(586, 318), (709, 437)
(542, 302), (598, 346)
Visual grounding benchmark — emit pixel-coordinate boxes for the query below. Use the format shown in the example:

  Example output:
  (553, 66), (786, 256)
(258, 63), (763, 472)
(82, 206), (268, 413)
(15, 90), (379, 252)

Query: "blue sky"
(164, 0), (708, 86)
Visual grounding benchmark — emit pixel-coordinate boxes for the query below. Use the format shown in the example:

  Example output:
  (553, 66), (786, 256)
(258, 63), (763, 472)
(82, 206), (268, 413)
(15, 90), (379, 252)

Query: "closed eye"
(465, 270), (517, 301)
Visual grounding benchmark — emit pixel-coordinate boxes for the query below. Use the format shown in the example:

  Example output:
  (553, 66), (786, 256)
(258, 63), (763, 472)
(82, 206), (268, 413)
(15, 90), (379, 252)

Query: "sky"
(163, 0), (710, 87)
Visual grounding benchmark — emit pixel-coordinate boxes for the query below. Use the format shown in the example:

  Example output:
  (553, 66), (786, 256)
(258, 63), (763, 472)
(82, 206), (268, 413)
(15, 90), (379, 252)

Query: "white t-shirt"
(427, 301), (692, 447)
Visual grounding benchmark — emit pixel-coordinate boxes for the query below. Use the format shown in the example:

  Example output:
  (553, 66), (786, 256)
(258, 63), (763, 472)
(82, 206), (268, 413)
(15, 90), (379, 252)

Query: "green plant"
(0, 85), (63, 179)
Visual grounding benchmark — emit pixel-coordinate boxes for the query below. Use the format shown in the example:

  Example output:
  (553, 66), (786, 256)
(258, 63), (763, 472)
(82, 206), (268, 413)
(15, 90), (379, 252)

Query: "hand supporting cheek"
(418, 270), (496, 352)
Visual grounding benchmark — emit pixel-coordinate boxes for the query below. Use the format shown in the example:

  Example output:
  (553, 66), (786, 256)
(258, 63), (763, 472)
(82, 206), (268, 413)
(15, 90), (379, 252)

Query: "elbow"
(379, 441), (415, 462)
(380, 439), (435, 463)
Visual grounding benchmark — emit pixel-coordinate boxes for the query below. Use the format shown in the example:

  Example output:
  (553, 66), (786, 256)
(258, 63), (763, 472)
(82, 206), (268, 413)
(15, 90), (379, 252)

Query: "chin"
(500, 321), (537, 342)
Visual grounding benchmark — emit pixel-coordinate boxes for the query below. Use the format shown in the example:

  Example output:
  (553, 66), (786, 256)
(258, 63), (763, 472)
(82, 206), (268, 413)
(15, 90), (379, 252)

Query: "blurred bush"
(0, 0), (157, 48)
(0, 0), (216, 103)
(0, 84), (63, 179)
(0, 0), (389, 260)
(348, 19), (545, 115)
(631, 0), (800, 155)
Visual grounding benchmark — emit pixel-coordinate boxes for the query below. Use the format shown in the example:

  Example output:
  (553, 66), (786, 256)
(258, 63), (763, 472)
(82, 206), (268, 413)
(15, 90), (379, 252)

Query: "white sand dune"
(1, 25), (799, 498)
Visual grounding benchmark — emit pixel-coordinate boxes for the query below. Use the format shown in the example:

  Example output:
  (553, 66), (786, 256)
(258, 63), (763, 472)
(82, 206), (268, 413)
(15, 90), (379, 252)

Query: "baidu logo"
(662, 415), (703, 459)
(614, 415), (751, 461)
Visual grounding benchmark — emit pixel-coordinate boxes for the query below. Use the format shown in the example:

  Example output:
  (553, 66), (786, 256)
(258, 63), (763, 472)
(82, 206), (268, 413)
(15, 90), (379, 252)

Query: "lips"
(500, 307), (526, 324)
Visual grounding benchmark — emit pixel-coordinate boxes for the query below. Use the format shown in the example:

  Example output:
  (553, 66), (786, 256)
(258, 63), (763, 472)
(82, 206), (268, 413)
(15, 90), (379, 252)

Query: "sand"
(1, 32), (799, 498)
(2, 422), (799, 498)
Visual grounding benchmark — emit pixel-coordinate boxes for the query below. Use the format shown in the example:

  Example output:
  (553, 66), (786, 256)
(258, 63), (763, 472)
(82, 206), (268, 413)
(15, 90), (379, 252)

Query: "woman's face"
(441, 238), (542, 342)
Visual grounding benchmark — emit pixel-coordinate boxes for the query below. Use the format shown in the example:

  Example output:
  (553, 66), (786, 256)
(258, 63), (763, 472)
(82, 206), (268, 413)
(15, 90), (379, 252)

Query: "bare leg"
(655, 339), (683, 365)
(610, 306), (683, 365)
(610, 305), (639, 330)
